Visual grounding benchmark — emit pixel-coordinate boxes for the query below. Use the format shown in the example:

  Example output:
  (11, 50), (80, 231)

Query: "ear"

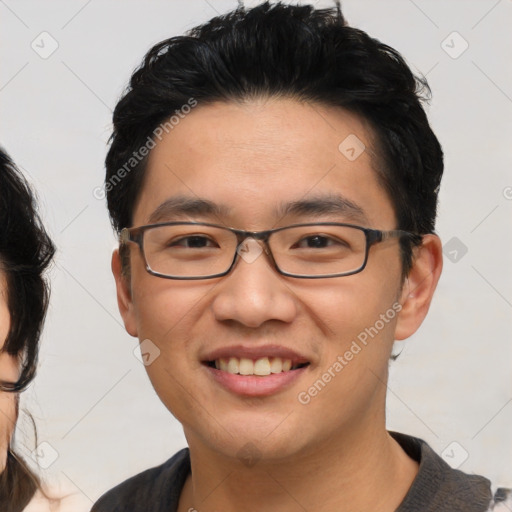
(112, 248), (138, 337)
(395, 234), (443, 340)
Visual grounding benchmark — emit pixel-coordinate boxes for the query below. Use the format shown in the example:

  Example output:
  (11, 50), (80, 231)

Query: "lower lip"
(204, 365), (308, 397)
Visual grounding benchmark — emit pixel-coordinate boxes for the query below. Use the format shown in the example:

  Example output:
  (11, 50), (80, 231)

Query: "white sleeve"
(487, 487), (512, 511)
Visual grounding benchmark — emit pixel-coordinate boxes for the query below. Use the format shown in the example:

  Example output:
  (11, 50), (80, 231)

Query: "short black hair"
(105, 1), (443, 274)
(0, 147), (55, 393)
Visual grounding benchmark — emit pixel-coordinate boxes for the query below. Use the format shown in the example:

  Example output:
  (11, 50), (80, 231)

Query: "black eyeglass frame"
(0, 376), (30, 393)
(120, 221), (421, 280)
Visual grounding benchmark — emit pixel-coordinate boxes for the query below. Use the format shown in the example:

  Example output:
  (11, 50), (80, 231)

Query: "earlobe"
(394, 234), (443, 341)
(112, 248), (138, 337)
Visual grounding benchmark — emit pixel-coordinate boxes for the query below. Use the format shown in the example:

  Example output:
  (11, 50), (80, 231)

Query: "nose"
(210, 238), (298, 328)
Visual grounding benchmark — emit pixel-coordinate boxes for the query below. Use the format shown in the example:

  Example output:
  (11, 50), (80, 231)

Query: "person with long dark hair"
(0, 147), (55, 511)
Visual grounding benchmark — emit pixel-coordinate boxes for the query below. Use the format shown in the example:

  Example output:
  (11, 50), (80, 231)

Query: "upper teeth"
(215, 357), (294, 376)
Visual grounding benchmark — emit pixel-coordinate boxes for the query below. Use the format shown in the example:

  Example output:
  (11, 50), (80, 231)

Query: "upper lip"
(201, 344), (310, 365)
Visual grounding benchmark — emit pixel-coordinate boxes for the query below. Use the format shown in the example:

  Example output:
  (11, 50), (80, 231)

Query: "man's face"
(117, 98), (413, 461)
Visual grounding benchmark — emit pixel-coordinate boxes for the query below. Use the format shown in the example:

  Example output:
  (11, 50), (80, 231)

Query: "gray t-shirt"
(91, 432), (511, 511)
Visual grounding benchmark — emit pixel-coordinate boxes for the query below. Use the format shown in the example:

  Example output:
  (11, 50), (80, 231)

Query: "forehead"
(134, 98), (395, 229)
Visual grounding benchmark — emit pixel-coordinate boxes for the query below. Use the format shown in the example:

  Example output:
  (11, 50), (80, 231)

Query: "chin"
(185, 414), (313, 465)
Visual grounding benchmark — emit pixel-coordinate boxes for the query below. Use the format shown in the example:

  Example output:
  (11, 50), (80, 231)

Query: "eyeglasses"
(0, 379), (26, 393)
(0, 351), (25, 393)
(120, 222), (420, 280)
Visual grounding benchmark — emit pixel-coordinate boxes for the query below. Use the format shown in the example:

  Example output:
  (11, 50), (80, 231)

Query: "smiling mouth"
(204, 357), (310, 376)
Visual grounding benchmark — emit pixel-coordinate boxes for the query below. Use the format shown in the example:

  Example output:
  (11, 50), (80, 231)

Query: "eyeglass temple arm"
(368, 229), (421, 245)
(120, 227), (145, 247)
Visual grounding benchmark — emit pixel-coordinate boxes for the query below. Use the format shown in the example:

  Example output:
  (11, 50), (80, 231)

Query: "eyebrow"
(276, 195), (369, 224)
(148, 196), (231, 224)
(148, 194), (368, 225)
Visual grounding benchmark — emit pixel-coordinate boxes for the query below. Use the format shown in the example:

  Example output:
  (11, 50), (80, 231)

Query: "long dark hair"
(0, 147), (55, 511)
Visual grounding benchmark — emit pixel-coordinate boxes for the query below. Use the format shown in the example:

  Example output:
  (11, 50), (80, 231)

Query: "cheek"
(0, 392), (16, 468)
(298, 272), (401, 346)
(293, 276), (401, 422)
(130, 275), (214, 408)
(0, 351), (20, 383)
(0, 353), (21, 455)
(131, 267), (212, 337)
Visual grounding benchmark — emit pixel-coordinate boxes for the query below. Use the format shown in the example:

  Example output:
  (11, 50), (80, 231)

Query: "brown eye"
(169, 236), (218, 248)
(294, 235), (348, 249)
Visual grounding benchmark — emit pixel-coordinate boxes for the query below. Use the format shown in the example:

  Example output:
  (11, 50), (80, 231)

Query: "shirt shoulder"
(91, 448), (190, 512)
(391, 432), (502, 512)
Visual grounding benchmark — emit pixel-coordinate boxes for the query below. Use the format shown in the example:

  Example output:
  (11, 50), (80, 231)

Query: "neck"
(178, 424), (419, 512)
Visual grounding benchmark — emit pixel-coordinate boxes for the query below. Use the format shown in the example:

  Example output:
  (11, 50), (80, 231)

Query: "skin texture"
(0, 272), (18, 473)
(113, 98), (443, 512)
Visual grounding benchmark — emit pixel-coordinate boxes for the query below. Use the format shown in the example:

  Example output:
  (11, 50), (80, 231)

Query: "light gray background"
(1, 0), (511, 507)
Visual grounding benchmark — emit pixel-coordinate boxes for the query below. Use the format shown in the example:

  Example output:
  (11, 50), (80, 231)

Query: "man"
(92, 2), (510, 511)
